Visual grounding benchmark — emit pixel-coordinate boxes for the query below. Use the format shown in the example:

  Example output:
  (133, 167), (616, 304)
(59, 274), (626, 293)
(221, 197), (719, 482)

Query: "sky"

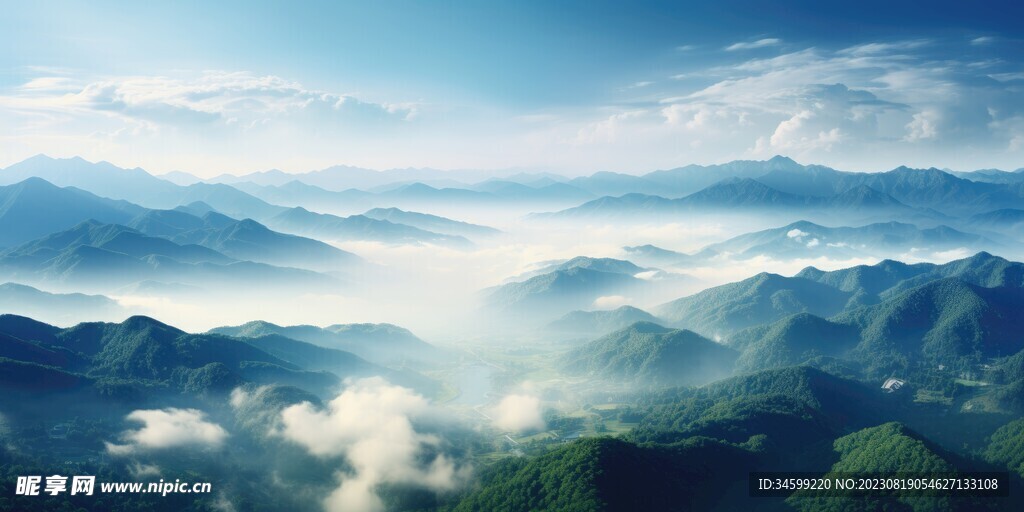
(1, 0), (1022, 177)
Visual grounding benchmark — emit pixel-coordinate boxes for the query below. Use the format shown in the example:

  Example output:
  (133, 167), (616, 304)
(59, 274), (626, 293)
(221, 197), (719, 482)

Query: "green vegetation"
(789, 423), (961, 512)
(655, 272), (852, 337)
(561, 322), (737, 387)
(450, 437), (756, 512)
(546, 305), (660, 337)
(0, 314), (435, 399)
(985, 418), (1024, 477)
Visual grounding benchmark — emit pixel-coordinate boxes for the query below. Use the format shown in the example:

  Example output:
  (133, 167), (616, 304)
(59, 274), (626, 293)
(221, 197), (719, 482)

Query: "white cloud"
(128, 462), (162, 478)
(787, 228), (809, 239)
(106, 408), (227, 455)
(725, 38), (782, 51)
(971, 36), (995, 45)
(2, 35), (1023, 175)
(593, 295), (630, 309)
(806, 238), (820, 248)
(905, 110), (939, 141)
(278, 378), (468, 512)
(932, 248), (973, 261)
(20, 77), (78, 92)
(572, 110), (648, 145)
(836, 40), (929, 56)
(1, 71), (416, 128)
(989, 72), (1024, 83)
(593, 39), (1024, 170)
(490, 394), (546, 433)
(634, 270), (660, 281)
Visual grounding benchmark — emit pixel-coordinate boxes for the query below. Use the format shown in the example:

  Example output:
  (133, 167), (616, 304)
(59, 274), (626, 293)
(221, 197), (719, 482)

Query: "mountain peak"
(965, 251), (1000, 263)
(622, 320), (671, 334)
(785, 220), (824, 230)
(21, 153), (58, 164)
(12, 176), (60, 189)
(240, 320), (286, 331)
(118, 315), (184, 335)
(178, 201), (216, 213)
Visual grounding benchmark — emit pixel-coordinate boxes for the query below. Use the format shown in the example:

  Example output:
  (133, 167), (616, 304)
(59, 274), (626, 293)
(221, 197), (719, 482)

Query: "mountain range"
(265, 206), (473, 247)
(127, 206), (360, 271)
(0, 282), (126, 325)
(539, 178), (936, 222)
(9, 155), (1024, 231)
(484, 257), (660, 321)
(0, 177), (144, 248)
(625, 220), (1000, 267)
(0, 314), (435, 398)
(655, 251), (1023, 338)
(0, 155), (286, 220)
(208, 319), (443, 367)
(362, 207), (500, 238)
(0, 158), (492, 249)
(0, 220), (338, 292)
(535, 156), (1024, 221)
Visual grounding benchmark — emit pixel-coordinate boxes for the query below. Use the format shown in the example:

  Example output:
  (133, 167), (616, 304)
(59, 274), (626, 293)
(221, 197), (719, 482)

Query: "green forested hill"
(655, 272), (853, 337)
(985, 418), (1024, 477)
(727, 313), (860, 373)
(209, 319), (443, 366)
(545, 305), (660, 336)
(658, 252), (1024, 340)
(561, 322), (737, 387)
(0, 314), (423, 399)
(631, 366), (885, 443)
(450, 437), (757, 512)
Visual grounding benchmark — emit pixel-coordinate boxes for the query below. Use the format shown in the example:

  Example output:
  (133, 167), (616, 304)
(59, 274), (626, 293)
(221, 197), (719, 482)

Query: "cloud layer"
(555, 38), (1024, 172)
(1, 37), (1022, 174)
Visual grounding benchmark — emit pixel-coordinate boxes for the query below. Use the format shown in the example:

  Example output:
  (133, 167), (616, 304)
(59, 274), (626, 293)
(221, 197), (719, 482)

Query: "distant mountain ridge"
(0, 220), (339, 292)
(266, 207), (473, 247)
(625, 220), (999, 266)
(1, 155), (286, 220)
(0, 178), (144, 248)
(10, 155), (1024, 223)
(208, 319), (443, 367)
(0, 314), (431, 397)
(657, 251), (1023, 338)
(0, 159), (482, 249)
(127, 207), (360, 271)
(484, 257), (657, 321)
(362, 207), (500, 238)
(539, 177), (934, 221)
(0, 282), (125, 325)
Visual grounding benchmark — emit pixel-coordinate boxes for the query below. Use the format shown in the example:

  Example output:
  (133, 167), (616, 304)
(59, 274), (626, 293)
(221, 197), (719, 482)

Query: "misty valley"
(3, 155), (1024, 511)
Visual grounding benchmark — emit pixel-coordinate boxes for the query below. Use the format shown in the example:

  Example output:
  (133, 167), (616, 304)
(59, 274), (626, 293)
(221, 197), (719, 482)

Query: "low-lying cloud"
(787, 228), (809, 239)
(592, 295), (630, 309)
(106, 408), (228, 455)
(278, 378), (468, 512)
(491, 394), (546, 433)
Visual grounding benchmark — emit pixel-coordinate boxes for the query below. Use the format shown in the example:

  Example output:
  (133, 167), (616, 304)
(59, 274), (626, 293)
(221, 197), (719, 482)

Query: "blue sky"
(1, 0), (1022, 176)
